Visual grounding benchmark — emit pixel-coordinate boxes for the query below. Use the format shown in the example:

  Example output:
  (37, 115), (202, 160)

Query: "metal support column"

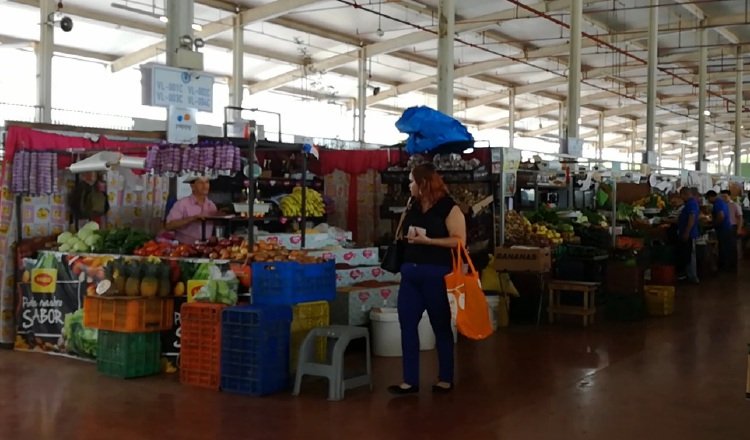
(357, 47), (367, 143)
(437, 0), (455, 115)
(230, 14), (244, 109)
(645, 0), (659, 157)
(508, 88), (515, 149)
(597, 112), (604, 160)
(566, 0), (583, 141)
(657, 125), (663, 168)
(166, 0), (194, 67)
(735, 46), (743, 176)
(631, 119), (637, 166)
(36, 0), (54, 123)
(698, 27), (707, 171)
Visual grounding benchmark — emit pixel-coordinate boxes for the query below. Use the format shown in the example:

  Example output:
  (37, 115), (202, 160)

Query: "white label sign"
(141, 63), (214, 112)
(167, 106), (198, 145)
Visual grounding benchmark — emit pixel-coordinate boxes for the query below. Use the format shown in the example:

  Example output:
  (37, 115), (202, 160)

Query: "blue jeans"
(398, 263), (454, 386)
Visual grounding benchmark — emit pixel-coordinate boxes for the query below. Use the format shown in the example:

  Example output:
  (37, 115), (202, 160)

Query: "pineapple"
(111, 259), (126, 296)
(124, 261), (142, 297)
(140, 262), (159, 298)
(158, 264), (171, 297)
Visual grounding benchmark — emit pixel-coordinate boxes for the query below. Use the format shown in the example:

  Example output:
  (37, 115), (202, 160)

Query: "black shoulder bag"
(381, 198), (412, 274)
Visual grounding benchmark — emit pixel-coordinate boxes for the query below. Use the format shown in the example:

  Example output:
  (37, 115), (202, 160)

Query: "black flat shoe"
(388, 384), (419, 395)
(431, 383), (453, 393)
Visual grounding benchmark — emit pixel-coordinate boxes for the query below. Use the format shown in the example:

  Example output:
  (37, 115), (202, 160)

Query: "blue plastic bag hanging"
(395, 106), (474, 155)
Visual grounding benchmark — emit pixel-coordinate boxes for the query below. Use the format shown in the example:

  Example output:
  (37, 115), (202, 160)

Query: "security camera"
(60, 16), (73, 32)
(47, 12), (73, 32)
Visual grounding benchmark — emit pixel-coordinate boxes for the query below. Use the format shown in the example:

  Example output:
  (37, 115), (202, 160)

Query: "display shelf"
(381, 168), (492, 184)
(201, 108), (322, 247)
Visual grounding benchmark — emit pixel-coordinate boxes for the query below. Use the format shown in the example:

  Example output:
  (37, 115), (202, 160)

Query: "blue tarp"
(395, 106), (474, 155)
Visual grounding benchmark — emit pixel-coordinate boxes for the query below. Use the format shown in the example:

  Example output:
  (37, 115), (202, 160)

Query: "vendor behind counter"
(164, 176), (218, 244)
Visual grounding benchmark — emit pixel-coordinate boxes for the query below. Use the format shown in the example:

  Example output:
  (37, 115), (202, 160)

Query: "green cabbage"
(57, 232), (73, 244)
(81, 221), (100, 232)
(63, 309), (97, 358)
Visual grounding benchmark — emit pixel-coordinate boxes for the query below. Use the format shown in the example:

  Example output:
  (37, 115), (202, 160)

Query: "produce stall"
(492, 152), (746, 325)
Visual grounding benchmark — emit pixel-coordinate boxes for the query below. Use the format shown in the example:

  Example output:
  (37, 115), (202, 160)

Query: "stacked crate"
(84, 296), (173, 379)
(179, 303), (225, 390)
(290, 301), (329, 372)
(220, 305), (292, 396)
(251, 259), (337, 374)
(643, 285), (675, 316)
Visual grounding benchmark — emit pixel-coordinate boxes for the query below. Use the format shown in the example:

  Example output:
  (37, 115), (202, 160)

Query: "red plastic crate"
(179, 302), (225, 390)
(84, 296), (174, 333)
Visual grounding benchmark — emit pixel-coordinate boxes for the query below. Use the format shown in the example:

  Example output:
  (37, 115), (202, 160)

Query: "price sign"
(141, 63), (214, 112)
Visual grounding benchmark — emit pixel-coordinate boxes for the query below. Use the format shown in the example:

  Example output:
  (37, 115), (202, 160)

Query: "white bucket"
(370, 308), (436, 357)
(486, 295), (500, 331)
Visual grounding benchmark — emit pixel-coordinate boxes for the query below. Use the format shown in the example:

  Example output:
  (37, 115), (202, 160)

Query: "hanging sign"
(167, 106), (198, 145)
(141, 63), (214, 112)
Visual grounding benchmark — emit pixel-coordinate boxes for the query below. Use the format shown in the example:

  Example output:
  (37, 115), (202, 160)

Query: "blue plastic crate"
(221, 371), (290, 396)
(222, 304), (293, 327)
(220, 305), (292, 396)
(252, 260), (336, 305)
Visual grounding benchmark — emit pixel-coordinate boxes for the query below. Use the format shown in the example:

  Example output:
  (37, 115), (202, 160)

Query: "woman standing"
(388, 163), (467, 395)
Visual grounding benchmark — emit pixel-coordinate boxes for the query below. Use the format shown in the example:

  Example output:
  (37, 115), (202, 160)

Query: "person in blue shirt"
(706, 190), (735, 272)
(677, 187), (700, 284)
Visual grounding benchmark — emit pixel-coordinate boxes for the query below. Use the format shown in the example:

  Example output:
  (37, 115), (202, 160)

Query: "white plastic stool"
(292, 325), (372, 401)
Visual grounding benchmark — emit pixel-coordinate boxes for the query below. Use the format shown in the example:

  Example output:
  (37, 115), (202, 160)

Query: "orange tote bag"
(445, 242), (493, 340)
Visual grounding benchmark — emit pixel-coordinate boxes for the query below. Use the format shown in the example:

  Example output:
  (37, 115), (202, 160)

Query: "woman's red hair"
(412, 163), (448, 207)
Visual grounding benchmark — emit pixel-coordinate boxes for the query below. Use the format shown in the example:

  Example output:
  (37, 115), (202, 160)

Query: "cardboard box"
(308, 247), (379, 266)
(336, 266), (400, 287)
(494, 246), (552, 273)
(257, 231), (353, 250)
(330, 284), (400, 326)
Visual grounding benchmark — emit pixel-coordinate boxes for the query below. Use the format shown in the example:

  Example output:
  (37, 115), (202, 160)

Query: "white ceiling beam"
(111, 0), (324, 72)
(247, 0), (575, 95)
(366, 58), (513, 105)
(9, 0), (165, 36)
(0, 34), (117, 62)
(370, 45), (645, 109)
(367, 42), (584, 106)
(478, 103), (560, 130)
(580, 113), (676, 139)
(672, 0), (740, 44)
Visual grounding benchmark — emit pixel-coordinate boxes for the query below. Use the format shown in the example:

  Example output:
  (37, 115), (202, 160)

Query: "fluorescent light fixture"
(398, 0), (428, 8)
(112, 3), (201, 30)
(703, 110), (711, 116)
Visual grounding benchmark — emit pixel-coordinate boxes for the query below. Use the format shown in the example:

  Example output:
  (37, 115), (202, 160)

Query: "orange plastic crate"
(83, 296), (174, 333)
(179, 303), (225, 390)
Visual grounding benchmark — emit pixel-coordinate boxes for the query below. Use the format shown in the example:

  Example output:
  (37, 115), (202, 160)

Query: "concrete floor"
(0, 274), (748, 440)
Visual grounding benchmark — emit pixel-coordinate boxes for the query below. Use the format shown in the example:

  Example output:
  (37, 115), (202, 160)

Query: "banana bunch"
(280, 187), (326, 217)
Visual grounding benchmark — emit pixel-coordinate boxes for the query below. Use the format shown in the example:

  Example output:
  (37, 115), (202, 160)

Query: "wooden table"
(547, 280), (601, 327)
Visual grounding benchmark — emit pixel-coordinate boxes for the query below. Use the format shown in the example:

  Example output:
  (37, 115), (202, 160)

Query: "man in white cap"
(165, 176), (217, 244)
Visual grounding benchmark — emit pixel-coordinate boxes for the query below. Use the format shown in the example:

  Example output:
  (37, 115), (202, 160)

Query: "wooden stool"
(547, 280), (600, 327)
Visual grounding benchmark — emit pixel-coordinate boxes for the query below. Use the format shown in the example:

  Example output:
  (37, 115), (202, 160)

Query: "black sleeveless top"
(402, 196), (457, 268)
